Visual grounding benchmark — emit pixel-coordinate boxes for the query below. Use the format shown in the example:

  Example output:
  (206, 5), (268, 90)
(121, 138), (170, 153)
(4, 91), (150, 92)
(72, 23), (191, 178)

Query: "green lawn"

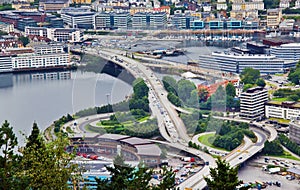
(198, 133), (229, 152)
(265, 151), (300, 161)
(272, 97), (289, 102)
(96, 116), (150, 127)
(269, 117), (290, 124)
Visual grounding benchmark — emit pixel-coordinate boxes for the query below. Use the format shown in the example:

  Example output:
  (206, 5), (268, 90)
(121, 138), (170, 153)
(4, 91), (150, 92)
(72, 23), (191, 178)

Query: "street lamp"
(106, 93), (110, 112)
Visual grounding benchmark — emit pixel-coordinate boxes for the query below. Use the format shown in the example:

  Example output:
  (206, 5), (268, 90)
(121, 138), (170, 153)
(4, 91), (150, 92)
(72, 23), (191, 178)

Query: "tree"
(0, 120), (20, 190)
(162, 76), (177, 95)
(25, 122), (44, 150)
(240, 68), (260, 85)
(177, 79), (196, 104)
(18, 36), (30, 47)
(188, 89), (200, 107)
(198, 87), (209, 102)
(263, 140), (284, 156)
(167, 92), (181, 107)
(287, 94), (299, 101)
(19, 133), (77, 189)
(226, 82), (236, 97)
(133, 78), (149, 99)
(256, 78), (266, 87)
(243, 84), (253, 91)
(204, 157), (243, 190)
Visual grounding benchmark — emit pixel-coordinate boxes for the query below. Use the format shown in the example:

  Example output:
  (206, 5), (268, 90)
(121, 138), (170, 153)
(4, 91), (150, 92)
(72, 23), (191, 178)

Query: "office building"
(17, 18), (37, 31)
(0, 22), (14, 33)
(265, 101), (300, 120)
(61, 12), (95, 29)
(113, 12), (131, 29)
(172, 14), (197, 29)
(289, 120), (300, 144)
(94, 12), (112, 29)
(240, 87), (268, 120)
(270, 43), (300, 61)
(149, 12), (167, 29)
(198, 51), (296, 74)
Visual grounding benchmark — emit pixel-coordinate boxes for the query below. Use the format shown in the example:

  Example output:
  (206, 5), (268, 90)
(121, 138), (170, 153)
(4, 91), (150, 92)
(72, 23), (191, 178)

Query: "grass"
(269, 117), (290, 124)
(265, 151), (300, 161)
(275, 73), (284, 76)
(198, 133), (228, 152)
(96, 116), (150, 127)
(272, 97), (289, 102)
(85, 124), (106, 134)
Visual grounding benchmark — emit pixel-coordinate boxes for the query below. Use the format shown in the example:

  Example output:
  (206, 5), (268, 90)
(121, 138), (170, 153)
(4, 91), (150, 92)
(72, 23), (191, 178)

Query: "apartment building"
(267, 8), (282, 28)
(240, 87), (268, 120)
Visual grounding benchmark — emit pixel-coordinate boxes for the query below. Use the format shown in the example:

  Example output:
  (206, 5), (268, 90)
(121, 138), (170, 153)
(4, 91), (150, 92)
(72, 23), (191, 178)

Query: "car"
(239, 157), (242, 160)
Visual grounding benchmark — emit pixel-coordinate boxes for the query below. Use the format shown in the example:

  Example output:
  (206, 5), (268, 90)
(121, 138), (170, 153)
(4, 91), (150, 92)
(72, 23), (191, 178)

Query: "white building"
(270, 43), (300, 61)
(25, 27), (82, 43)
(240, 87), (268, 120)
(265, 101), (300, 120)
(61, 12), (95, 29)
(0, 55), (13, 72)
(217, 3), (228, 10)
(279, 0), (290, 8)
(12, 53), (70, 70)
(295, 0), (300, 8)
(0, 22), (14, 33)
(198, 51), (297, 74)
(33, 44), (65, 55)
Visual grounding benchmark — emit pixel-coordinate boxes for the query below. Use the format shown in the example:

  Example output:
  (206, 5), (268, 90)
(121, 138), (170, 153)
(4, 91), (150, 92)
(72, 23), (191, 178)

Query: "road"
(82, 47), (274, 190)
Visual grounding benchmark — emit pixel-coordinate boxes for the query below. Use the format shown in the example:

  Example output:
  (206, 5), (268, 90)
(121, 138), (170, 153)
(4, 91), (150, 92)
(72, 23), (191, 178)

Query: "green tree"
(226, 82), (236, 97)
(0, 120), (20, 190)
(18, 36), (30, 47)
(167, 92), (181, 107)
(256, 78), (266, 87)
(263, 140), (284, 156)
(204, 157), (243, 190)
(188, 89), (200, 107)
(177, 79), (196, 103)
(162, 76), (177, 95)
(19, 133), (77, 189)
(243, 84), (253, 91)
(241, 68), (260, 85)
(287, 94), (299, 101)
(25, 122), (44, 150)
(132, 78), (149, 99)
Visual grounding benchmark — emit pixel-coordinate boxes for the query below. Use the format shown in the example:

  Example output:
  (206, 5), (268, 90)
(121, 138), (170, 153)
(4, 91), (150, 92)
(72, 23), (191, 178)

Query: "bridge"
(83, 47), (273, 190)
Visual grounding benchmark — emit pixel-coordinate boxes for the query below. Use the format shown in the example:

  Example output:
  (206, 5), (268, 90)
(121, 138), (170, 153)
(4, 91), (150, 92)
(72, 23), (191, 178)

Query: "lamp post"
(106, 93), (110, 112)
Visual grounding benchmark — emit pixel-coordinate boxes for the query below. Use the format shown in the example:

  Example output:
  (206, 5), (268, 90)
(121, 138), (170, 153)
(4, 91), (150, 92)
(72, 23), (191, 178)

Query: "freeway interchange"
(81, 47), (276, 190)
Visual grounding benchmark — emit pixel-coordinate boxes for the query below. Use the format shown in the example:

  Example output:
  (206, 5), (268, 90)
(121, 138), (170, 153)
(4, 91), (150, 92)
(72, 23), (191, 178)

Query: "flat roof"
(98, 133), (129, 140)
(135, 144), (161, 156)
(120, 137), (152, 145)
(71, 133), (99, 138)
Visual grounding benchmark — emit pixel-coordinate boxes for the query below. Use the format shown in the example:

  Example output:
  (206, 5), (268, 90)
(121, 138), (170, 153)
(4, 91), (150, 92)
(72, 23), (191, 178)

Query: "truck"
(180, 157), (195, 162)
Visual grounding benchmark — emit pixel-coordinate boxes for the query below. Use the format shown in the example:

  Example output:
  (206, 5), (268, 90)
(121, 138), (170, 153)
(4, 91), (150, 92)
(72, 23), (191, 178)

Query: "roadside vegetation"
(278, 134), (300, 157)
(273, 88), (300, 102)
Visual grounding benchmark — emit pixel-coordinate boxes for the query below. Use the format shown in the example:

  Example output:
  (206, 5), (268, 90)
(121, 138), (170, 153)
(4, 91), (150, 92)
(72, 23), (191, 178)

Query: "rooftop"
(135, 144), (161, 156)
(120, 137), (152, 145)
(287, 168), (300, 175)
(98, 133), (129, 140)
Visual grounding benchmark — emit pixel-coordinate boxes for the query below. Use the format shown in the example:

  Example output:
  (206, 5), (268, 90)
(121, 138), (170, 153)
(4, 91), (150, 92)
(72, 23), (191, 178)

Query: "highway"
(82, 47), (274, 190)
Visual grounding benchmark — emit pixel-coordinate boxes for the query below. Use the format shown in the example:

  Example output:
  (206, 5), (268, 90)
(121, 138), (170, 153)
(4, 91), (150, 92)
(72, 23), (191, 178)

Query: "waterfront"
(0, 69), (133, 142)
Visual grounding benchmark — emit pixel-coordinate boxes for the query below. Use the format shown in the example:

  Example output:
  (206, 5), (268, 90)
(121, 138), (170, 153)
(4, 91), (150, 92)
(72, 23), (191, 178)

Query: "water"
(0, 69), (133, 142)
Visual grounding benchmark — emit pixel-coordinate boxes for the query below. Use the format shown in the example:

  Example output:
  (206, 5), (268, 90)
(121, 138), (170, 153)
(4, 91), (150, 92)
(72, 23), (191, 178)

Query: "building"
(33, 44), (65, 55)
(0, 55), (13, 73)
(289, 120), (300, 144)
(17, 18), (37, 31)
(42, 0), (69, 12)
(149, 12), (167, 29)
(267, 9), (282, 28)
(113, 12), (131, 29)
(240, 87), (268, 120)
(171, 14), (197, 29)
(68, 133), (161, 166)
(295, 0), (300, 8)
(279, 0), (290, 8)
(25, 27), (83, 43)
(71, 0), (92, 4)
(61, 12), (95, 29)
(94, 12), (112, 29)
(279, 19), (294, 31)
(265, 101), (300, 120)
(270, 43), (300, 61)
(230, 10), (258, 19)
(198, 51), (297, 74)
(132, 12), (149, 29)
(0, 22), (14, 33)
(11, 53), (70, 71)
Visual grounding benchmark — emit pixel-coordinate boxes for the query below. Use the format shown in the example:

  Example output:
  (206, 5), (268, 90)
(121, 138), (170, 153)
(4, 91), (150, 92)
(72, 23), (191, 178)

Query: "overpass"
(82, 47), (274, 190)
